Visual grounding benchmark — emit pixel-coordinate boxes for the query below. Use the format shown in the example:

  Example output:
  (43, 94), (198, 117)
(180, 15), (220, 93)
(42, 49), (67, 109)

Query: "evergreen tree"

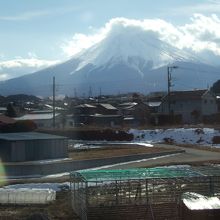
(211, 80), (220, 94)
(5, 103), (17, 117)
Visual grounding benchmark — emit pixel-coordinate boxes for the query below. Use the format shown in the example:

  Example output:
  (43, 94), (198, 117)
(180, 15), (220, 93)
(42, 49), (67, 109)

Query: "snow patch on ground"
(129, 128), (220, 147)
(3, 182), (70, 192)
(21, 158), (71, 165)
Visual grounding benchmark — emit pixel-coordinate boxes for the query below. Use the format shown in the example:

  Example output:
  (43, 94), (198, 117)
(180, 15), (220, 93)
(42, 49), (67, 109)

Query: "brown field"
(2, 142), (220, 219)
(0, 144), (179, 219)
(69, 144), (175, 160)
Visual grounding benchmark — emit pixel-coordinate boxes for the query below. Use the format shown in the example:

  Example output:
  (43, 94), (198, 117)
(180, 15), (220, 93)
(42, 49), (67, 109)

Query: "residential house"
(14, 111), (62, 128)
(73, 104), (97, 126)
(96, 103), (118, 115)
(86, 103), (121, 127)
(89, 114), (123, 127)
(145, 101), (162, 113)
(118, 102), (151, 126)
(0, 107), (7, 114)
(73, 104), (97, 115)
(159, 90), (218, 124)
(0, 115), (16, 125)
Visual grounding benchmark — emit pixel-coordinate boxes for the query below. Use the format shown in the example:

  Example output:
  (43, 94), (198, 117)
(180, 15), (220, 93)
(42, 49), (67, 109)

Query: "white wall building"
(159, 90), (218, 123)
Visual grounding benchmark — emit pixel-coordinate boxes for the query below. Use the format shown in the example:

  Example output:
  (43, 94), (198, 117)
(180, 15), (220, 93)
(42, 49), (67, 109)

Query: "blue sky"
(0, 0), (220, 80)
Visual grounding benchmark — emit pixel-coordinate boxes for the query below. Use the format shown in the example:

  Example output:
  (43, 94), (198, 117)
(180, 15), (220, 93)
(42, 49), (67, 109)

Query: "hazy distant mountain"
(0, 28), (219, 96)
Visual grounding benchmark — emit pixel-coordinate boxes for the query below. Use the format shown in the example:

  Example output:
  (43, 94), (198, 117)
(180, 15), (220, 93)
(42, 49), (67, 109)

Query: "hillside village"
(2, 86), (220, 220)
(1, 72), (220, 220)
(2, 1), (220, 219)
(0, 89), (220, 131)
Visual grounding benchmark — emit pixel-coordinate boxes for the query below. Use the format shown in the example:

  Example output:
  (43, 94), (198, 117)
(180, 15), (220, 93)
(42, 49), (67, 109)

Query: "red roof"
(0, 115), (16, 124)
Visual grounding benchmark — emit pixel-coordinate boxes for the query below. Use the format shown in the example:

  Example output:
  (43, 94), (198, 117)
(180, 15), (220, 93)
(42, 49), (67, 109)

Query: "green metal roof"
(71, 167), (206, 182)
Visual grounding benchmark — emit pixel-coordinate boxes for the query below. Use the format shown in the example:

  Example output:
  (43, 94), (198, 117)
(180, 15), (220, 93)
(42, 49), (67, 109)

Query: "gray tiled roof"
(0, 132), (67, 141)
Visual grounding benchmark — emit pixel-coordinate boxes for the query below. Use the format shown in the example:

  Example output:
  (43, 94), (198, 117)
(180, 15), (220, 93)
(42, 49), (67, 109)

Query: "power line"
(173, 81), (200, 90)
(167, 65), (178, 114)
(177, 66), (220, 76)
(53, 76), (55, 128)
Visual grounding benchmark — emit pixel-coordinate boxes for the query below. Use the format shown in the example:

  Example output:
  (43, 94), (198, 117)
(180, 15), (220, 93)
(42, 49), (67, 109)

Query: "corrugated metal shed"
(0, 132), (68, 162)
(0, 132), (67, 141)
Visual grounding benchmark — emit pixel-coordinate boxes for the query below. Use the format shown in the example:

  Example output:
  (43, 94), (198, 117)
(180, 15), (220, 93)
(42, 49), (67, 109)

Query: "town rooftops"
(91, 114), (122, 118)
(146, 101), (162, 107)
(98, 103), (117, 110)
(0, 132), (67, 141)
(0, 115), (16, 124)
(118, 102), (138, 109)
(0, 107), (7, 112)
(118, 102), (137, 107)
(30, 110), (53, 114)
(75, 104), (96, 108)
(14, 113), (60, 121)
(163, 90), (208, 101)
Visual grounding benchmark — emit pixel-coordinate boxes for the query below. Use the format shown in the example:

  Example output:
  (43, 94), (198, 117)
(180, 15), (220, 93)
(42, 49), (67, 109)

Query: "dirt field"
(107, 143), (220, 169)
(69, 144), (175, 160)
(2, 143), (220, 219)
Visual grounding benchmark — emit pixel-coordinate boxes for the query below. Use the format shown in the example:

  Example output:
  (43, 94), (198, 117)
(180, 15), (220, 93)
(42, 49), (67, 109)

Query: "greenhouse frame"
(70, 166), (220, 220)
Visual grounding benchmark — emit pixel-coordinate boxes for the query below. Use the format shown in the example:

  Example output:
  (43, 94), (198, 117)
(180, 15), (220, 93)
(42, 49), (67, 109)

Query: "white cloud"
(61, 14), (220, 65)
(0, 10), (53, 21)
(180, 14), (220, 55)
(0, 6), (80, 21)
(0, 57), (59, 80)
(170, 1), (220, 16)
(2, 14), (220, 81)
(0, 73), (9, 80)
(0, 58), (58, 69)
(61, 33), (103, 57)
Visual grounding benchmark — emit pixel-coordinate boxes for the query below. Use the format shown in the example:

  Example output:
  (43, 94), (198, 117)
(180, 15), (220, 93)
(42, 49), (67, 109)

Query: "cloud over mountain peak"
(62, 14), (220, 66)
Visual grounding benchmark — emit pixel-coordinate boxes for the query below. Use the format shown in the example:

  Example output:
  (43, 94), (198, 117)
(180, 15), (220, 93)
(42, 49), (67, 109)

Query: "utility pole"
(53, 76), (55, 128)
(88, 86), (92, 98)
(98, 87), (102, 103)
(74, 88), (77, 98)
(167, 66), (178, 115)
(99, 87), (102, 97)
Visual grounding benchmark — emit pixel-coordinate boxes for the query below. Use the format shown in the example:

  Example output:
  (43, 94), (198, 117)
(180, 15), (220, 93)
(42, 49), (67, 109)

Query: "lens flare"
(0, 159), (7, 187)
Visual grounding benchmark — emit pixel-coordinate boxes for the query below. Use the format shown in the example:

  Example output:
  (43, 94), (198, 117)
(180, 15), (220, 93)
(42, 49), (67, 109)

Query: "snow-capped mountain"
(0, 27), (219, 96)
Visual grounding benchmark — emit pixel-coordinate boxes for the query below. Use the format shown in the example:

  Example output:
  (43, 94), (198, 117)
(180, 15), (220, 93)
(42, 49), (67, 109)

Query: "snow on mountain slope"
(0, 22), (220, 96)
(73, 26), (192, 73)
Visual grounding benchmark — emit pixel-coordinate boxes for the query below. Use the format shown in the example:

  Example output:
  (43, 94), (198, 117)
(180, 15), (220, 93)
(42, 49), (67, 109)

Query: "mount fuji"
(0, 26), (220, 96)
